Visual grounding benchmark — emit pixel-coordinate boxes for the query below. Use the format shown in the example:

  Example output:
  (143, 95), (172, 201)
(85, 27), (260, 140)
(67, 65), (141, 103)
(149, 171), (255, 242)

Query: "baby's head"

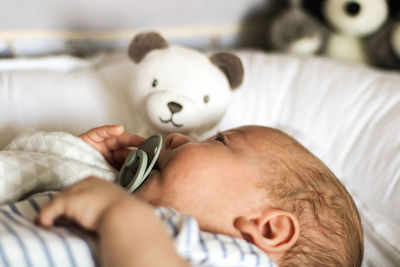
(135, 125), (363, 266)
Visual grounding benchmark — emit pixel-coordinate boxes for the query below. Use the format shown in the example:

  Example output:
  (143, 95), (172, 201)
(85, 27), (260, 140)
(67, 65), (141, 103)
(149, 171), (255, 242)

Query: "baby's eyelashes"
(212, 132), (225, 143)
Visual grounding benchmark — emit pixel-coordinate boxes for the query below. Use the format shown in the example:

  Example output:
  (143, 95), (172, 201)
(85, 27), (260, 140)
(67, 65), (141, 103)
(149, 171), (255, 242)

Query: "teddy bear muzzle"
(146, 92), (204, 134)
(159, 101), (184, 128)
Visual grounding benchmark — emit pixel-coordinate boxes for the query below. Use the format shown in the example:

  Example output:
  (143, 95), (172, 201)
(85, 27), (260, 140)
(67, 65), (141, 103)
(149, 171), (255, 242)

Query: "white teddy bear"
(126, 32), (244, 140)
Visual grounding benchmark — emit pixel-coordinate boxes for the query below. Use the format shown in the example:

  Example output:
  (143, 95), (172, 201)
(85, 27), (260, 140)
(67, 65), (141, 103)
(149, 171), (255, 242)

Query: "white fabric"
(0, 55), (89, 72)
(0, 55), (130, 149)
(0, 192), (276, 267)
(0, 51), (399, 266)
(0, 128), (116, 204)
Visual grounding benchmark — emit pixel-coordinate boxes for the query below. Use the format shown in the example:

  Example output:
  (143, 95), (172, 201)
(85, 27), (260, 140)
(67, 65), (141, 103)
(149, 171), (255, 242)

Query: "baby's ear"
(210, 52), (244, 90)
(234, 208), (299, 254)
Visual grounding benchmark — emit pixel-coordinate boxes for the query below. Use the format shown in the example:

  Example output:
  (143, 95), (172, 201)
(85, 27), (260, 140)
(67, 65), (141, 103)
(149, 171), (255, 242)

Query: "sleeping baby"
(36, 125), (364, 267)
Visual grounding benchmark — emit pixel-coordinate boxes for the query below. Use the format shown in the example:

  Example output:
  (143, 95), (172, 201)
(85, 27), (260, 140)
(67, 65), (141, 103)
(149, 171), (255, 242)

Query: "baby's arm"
(36, 177), (188, 267)
(79, 125), (146, 169)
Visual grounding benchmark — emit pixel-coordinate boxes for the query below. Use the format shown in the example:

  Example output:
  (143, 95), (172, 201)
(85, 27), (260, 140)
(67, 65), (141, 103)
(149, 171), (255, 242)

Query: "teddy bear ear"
(128, 32), (169, 63)
(210, 52), (244, 90)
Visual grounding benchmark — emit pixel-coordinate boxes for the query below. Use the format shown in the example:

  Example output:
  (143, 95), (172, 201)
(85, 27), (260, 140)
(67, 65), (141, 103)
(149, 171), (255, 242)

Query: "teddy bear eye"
(152, 79), (158, 88)
(203, 95), (210, 104)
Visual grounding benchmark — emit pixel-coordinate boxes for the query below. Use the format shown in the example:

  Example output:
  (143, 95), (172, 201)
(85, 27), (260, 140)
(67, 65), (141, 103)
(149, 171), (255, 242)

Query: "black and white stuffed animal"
(363, 1), (400, 69)
(267, 0), (328, 56)
(268, 0), (395, 67)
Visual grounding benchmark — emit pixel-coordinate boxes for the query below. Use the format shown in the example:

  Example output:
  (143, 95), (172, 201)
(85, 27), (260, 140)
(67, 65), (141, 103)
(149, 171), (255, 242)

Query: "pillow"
(218, 51), (400, 267)
(0, 54), (134, 149)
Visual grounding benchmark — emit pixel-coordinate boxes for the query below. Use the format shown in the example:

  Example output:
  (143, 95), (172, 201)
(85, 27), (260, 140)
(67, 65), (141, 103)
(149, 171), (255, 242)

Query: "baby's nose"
(164, 133), (193, 149)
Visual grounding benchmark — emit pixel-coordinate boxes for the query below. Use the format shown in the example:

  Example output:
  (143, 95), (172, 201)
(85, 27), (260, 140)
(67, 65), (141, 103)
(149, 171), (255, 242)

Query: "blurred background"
(0, 0), (399, 69)
(0, 0), (275, 56)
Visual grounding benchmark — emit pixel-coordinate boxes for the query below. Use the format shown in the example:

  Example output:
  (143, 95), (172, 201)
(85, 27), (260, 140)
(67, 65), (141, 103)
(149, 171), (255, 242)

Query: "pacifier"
(116, 134), (162, 193)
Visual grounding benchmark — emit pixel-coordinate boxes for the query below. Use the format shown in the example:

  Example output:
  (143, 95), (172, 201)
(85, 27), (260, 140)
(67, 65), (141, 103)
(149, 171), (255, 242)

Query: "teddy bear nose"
(344, 1), (361, 16)
(167, 102), (183, 114)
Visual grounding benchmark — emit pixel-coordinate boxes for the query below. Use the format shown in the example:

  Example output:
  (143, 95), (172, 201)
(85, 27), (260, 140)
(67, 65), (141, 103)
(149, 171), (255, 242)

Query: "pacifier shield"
(116, 134), (162, 193)
(139, 134), (163, 179)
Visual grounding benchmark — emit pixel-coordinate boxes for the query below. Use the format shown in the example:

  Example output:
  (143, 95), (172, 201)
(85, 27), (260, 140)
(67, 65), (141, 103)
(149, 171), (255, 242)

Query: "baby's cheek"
(163, 147), (203, 179)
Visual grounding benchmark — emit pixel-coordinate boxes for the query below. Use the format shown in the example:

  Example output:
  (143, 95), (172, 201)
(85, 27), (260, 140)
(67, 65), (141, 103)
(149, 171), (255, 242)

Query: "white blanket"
(0, 128), (117, 204)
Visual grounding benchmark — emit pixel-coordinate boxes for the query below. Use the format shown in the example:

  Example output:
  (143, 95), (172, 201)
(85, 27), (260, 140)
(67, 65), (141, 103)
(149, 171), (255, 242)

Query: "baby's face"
(135, 126), (286, 236)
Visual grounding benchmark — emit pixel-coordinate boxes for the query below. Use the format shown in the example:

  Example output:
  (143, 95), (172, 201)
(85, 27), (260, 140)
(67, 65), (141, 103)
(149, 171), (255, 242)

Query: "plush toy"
(268, 0), (328, 56)
(126, 32), (244, 139)
(268, 0), (391, 65)
(392, 20), (400, 58)
(319, 0), (389, 63)
(363, 3), (400, 69)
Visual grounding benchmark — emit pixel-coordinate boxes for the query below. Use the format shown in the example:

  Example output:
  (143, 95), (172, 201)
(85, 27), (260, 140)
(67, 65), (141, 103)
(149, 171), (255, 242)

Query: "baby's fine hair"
(260, 129), (363, 267)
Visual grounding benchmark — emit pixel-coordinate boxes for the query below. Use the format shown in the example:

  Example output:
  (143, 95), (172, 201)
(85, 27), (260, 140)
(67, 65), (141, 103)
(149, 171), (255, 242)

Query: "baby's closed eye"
(212, 132), (225, 143)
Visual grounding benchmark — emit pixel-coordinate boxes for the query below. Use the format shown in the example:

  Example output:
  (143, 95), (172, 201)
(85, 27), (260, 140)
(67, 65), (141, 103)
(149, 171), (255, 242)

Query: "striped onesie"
(0, 192), (277, 267)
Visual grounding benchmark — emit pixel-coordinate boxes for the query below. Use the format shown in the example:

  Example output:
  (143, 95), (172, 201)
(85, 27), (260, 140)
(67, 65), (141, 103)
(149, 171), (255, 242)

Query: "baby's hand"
(37, 178), (188, 267)
(36, 177), (131, 231)
(79, 125), (146, 169)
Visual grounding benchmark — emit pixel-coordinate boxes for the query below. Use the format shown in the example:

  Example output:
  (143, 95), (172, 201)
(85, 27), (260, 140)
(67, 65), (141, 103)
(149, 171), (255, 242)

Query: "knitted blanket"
(0, 128), (117, 204)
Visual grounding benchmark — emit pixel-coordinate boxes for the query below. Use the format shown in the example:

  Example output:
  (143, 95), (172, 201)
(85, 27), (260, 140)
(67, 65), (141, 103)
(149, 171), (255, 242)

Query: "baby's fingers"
(80, 125), (124, 142)
(106, 133), (146, 151)
(112, 149), (133, 169)
(36, 194), (67, 227)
